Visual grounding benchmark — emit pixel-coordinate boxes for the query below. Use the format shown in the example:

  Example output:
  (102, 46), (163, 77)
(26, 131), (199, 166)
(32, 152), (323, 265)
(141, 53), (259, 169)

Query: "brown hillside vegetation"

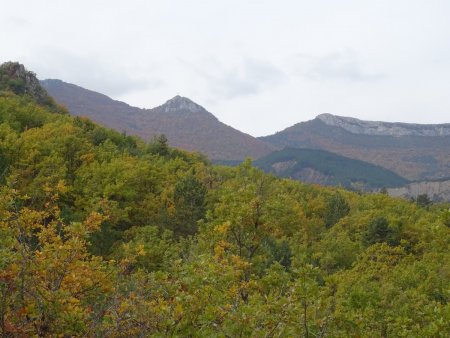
(41, 79), (274, 160)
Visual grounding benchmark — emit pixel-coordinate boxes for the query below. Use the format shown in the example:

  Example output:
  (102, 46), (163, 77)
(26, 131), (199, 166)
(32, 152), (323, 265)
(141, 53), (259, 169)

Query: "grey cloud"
(29, 48), (163, 96)
(297, 51), (385, 83)
(5, 16), (30, 28)
(184, 57), (286, 100)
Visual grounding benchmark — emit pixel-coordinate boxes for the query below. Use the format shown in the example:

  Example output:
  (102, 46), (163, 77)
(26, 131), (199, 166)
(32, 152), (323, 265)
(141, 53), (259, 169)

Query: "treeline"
(0, 90), (449, 337)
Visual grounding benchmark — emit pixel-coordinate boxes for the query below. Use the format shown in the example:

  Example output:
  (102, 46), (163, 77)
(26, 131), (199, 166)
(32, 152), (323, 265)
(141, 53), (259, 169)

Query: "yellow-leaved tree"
(0, 184), (115, 336)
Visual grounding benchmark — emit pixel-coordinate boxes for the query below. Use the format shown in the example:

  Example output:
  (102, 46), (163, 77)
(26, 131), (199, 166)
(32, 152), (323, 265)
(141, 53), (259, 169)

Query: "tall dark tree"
(324, 192), (350, 228)
(362, 216), (399, 247)
(172, 173), (207, 236)
(416, 193), (432, 208)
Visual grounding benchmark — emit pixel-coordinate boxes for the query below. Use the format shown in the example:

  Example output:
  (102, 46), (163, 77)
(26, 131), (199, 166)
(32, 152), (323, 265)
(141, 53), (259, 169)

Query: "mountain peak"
(162, 95), (206, 114)
(44, 80), (274, 160)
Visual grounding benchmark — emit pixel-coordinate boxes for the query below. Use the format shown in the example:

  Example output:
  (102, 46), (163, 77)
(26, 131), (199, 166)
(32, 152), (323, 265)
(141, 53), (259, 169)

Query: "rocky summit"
(160, 95), (210, 116)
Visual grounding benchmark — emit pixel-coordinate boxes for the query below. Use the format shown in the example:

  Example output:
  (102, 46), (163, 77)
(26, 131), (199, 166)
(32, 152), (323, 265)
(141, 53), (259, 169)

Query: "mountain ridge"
(41, 79), (274, 160)
(261, 116), (450, 181)
(39, 71), (450, 183)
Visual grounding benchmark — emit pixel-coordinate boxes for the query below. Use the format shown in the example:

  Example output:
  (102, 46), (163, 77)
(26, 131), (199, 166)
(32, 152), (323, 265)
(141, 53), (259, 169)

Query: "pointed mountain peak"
(162, 95), (206, 114)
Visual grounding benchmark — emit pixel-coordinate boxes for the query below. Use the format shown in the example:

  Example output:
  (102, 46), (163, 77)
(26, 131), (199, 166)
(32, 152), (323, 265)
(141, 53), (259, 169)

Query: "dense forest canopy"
(0, 66), (449, 337)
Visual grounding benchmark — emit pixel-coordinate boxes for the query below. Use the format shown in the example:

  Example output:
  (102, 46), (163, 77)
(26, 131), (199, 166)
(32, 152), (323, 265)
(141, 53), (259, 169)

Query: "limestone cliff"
(317, 113), (450, 137)
(388, 180), (450, 202)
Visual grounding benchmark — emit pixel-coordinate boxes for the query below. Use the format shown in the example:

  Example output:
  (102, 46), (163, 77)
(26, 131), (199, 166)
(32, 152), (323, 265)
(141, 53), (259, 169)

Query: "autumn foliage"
(0, 90), (449, 337)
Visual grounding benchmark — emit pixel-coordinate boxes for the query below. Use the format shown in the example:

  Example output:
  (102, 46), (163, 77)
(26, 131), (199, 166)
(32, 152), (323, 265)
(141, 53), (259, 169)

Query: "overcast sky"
(2, 0), (450, 136)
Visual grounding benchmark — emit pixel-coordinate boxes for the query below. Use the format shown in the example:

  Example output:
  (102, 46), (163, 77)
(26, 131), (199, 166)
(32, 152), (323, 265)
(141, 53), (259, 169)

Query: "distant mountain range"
(37, 71), (450, 191)
(260, 114), (450, 181)
(41, 79), (274, 160)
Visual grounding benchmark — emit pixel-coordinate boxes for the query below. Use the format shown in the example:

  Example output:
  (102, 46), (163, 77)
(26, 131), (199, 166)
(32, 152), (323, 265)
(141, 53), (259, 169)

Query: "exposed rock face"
(0, 62), (54, 106)
(388, 180), (450, 202)
(161, 95), (210, 116)
(317, 113), (450, 137)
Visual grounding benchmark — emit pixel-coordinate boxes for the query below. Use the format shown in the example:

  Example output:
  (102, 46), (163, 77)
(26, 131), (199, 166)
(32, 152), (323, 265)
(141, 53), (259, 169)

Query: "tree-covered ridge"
(0, 81), (449, 336)
(254, 147), (409, 190)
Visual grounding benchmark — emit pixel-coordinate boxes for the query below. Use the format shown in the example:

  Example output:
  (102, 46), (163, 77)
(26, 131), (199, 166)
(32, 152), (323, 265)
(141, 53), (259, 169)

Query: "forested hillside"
(0, 65), (449, 337)
(254, 148), (409, 190)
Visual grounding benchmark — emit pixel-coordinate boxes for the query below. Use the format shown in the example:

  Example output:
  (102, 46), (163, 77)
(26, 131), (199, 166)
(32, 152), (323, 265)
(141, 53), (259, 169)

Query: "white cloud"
(181, 57), (285, 102)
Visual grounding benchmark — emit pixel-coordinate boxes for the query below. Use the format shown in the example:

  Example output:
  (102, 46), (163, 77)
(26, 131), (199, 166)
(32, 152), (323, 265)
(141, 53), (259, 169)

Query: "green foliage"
(443, 208), (450, 227)
(0, 90), (449, 336)
(147, 133), (170, 156)
(324, 191), (350, 228)
(171, 173), (207, 236)
(263, 237), (292, 270)
(416, 193), (432, 208)
(113, 225), (179, 272)
(362, 216), (400, 247)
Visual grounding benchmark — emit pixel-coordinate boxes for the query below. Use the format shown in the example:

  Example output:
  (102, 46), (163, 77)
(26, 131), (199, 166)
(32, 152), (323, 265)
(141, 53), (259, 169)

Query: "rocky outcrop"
(0, 62), (55, 107)
(317, 113), (450, 137)
(388, 180), (450, 202)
